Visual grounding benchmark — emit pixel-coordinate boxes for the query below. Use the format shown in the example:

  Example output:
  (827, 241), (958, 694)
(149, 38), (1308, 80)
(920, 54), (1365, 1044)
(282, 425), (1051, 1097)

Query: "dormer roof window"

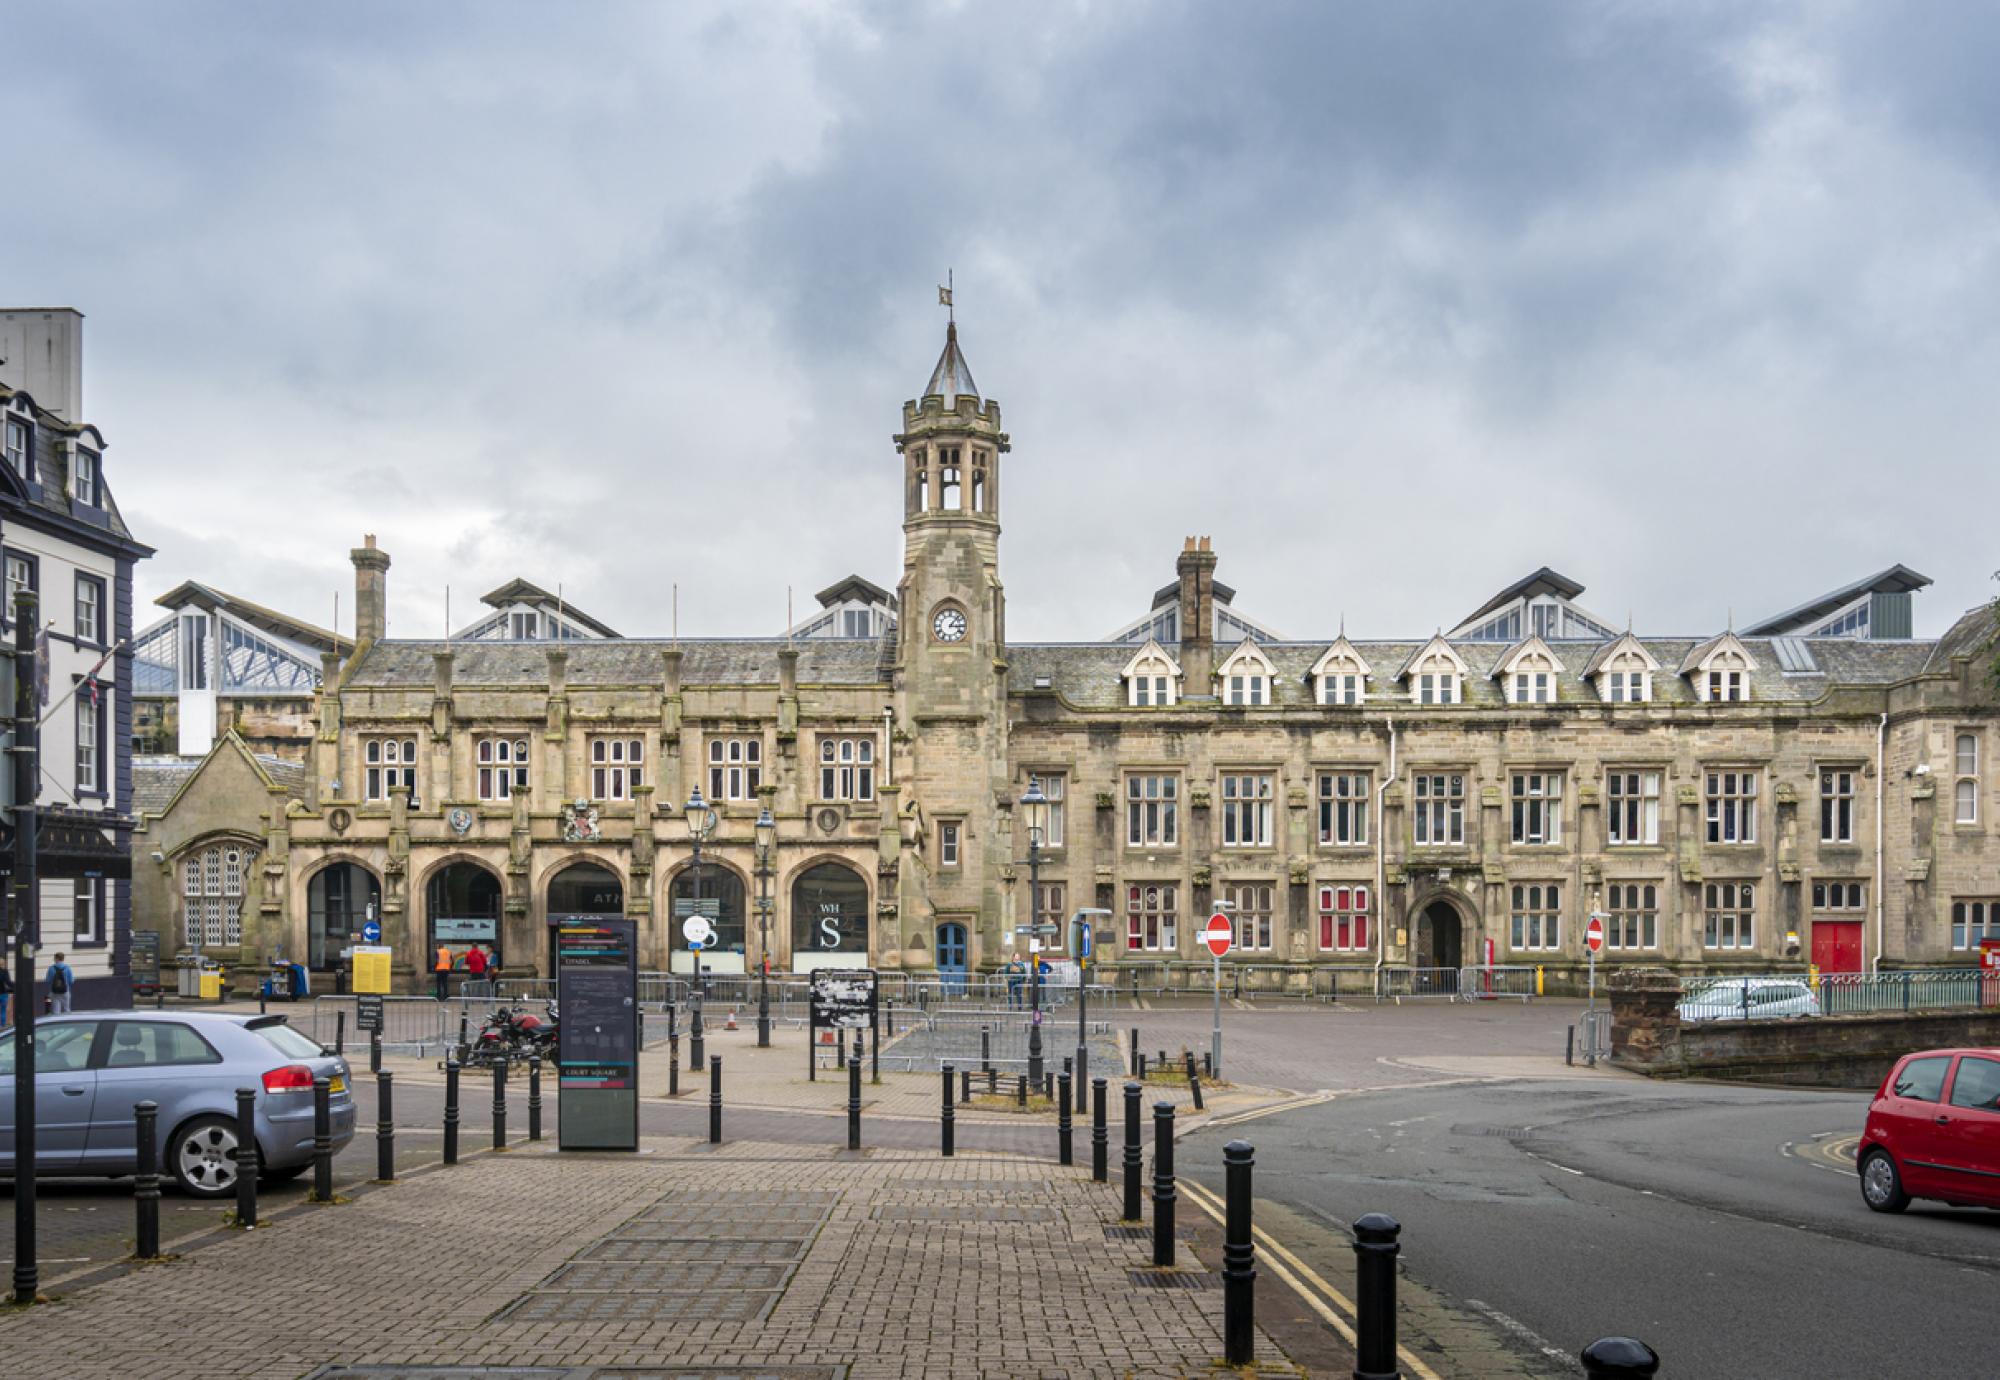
(1397, 635), (1468, 706)
(1582, 633), (1659, 703)
(1494, 636), (1561, 705)
(1121, 638), (1182, 708)
(1309, 637), (1371, 706)
(1215, 638), (1275, 707)
(1682, 632), (1755, 703)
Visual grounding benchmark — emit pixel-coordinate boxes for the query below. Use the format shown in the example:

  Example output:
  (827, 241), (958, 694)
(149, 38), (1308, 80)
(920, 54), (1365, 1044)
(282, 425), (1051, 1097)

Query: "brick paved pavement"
(0, 1134), (1310, 1379)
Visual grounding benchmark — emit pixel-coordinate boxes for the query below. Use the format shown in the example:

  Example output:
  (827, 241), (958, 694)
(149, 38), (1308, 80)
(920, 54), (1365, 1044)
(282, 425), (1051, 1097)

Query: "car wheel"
(1860, 1148), (1909, 1214)
(171, 1115), (254, 1199)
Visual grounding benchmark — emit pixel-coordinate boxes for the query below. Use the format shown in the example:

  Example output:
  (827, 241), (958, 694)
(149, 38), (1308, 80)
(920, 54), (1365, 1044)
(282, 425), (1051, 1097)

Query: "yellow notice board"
(352, 945), (393, 994)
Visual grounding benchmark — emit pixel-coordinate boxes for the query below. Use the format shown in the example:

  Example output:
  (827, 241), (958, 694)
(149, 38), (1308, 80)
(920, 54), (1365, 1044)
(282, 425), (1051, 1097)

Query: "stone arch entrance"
(1414, 897), (1465, 994)
(426, 861), (503, 968)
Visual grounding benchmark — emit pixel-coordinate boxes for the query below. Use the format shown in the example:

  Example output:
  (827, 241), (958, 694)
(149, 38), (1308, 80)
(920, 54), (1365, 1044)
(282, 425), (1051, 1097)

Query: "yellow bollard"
(1535, 965), (1545, 997)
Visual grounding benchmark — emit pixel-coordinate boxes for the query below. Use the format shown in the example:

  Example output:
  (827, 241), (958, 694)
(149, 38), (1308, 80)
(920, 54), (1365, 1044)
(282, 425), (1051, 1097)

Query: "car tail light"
(262, 1063), (315, 1093)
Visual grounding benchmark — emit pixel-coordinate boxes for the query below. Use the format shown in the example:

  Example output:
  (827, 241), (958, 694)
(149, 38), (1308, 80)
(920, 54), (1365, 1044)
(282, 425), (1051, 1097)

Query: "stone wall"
(1607, 966), (2000, 1088)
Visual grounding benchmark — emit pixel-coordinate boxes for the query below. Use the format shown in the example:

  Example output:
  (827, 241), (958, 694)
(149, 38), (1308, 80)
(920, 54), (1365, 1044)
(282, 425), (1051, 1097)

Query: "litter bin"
(198, 969), (223, 1001)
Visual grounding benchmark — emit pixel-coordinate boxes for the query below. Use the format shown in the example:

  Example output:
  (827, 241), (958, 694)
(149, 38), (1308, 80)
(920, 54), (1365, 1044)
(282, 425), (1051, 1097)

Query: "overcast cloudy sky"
(4, 1), (1996, 643)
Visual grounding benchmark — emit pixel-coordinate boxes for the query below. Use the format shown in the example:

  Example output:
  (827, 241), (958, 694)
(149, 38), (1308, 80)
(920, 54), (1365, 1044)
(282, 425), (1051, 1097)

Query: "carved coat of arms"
(561, 798), (602, 843)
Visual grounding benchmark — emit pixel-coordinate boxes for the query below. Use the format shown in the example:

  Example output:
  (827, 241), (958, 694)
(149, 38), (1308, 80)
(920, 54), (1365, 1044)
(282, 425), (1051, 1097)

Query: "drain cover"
(495, 1290), (780, 1324)
(580, 1238), (811, 1264)
(1127, 1269), (1215, 1290)
(544, 1262), (793, 1292)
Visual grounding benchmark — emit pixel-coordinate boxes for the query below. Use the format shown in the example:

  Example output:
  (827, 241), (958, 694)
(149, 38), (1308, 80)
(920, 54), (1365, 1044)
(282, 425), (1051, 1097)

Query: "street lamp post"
(683, 786), (717, 1068)
(1020, 781), (1049, 1087)
(754, 806), (776, 1048)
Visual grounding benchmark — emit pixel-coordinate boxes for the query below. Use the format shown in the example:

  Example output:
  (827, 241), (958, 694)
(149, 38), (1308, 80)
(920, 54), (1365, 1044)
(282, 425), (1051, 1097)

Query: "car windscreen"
(250, 1021), (327, 1060)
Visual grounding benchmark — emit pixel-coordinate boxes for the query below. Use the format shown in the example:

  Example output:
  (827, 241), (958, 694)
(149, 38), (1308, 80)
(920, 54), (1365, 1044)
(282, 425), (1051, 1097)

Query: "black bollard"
(981, 1025), (991, 1073)
(1186, 1053), (1204, 1111)
(134, 1101), (161, 1259)
(1566, 1025), (1576, 1067)
(369, 1029), (382, 1075)
(1203, 1050), (1213, 1079)
(1017, 1073), (1028, 1108)
(335, 1010), (346, 1055)
(1076, 1046), (1089, 1114)
(987, 1068), (998, 1097)
(960, 1068), (971, 1105)
(528, 1056), (543, 1141)
(690, 1000), (705, 1072)
(457, 1011), (470, 1060)
(443, 1057), (460, 1165)
(1058, 1072), (1073, 1166)
(1223, 1139), (1256, 1365)
(942, 1063), (956, 1158)
(1137, 1052), (1148, 1079)
(312, 1076), (333, 1202)
(1352, 1213), (1402, 1380)
(670, 1033), (680, 1097)
(847, 1037), (863, 1151)
(709, 1056), (723, 1144)
(233, 1087), (259, 1228)
(376, 1070), (396, 1182)
(1091, 1077), (1108, 1182)
(492, 1058), (508, 1150)
(259, 984), (267, 1016)
(1581, 1338), (1661, 1378)
(1152, 1101), (1176, 1267)
(1122, 1082), (1143, 1221)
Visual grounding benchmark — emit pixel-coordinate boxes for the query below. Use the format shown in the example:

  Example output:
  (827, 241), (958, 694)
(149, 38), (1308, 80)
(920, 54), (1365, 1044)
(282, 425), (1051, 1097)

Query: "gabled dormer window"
(1585, 634), (1659, 704)
(1310, 637), (1371, 707)
(1497, 638), (1561, 705)
(1216, 639), (1276, 707)
(4, 417), (29, 477)
(73, 449), (97, 506)
(1399, 636), (1468, 706)
(1122, 637), (1182, 707)
(1682, 633), (1756, 704)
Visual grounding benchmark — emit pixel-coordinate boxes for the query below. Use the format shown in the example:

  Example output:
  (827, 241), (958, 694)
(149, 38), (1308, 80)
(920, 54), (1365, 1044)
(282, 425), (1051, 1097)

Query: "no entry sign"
(1585, 914), (1606, 955)
(1203, 913), (1234, 959)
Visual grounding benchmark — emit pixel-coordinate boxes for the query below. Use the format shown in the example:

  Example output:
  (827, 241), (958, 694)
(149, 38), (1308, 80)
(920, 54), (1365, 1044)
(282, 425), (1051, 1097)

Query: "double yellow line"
(1178, 1178), (1444, 1380)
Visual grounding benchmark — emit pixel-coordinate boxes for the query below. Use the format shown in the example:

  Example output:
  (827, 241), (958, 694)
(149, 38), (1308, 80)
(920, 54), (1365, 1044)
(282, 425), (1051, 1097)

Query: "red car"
(1859, 1048), (2000, 1213)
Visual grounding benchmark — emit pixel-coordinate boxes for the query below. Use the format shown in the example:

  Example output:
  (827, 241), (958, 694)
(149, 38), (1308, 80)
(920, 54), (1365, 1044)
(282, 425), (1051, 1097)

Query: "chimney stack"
(1176, 536), (1217, 693)
(350, 534), (391, 645)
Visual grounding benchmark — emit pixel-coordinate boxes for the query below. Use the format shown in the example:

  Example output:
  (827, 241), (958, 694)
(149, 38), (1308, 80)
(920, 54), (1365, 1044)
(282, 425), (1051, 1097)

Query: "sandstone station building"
(132, 322), (2000, 993)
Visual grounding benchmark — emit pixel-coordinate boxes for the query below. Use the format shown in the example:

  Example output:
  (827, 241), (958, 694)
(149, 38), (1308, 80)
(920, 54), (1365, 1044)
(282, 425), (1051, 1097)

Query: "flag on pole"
(937, 284), (952, 307)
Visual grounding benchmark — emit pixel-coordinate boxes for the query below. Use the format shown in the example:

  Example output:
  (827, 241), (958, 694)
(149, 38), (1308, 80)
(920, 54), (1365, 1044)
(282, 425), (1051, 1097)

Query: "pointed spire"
(924, 320), (980, 405)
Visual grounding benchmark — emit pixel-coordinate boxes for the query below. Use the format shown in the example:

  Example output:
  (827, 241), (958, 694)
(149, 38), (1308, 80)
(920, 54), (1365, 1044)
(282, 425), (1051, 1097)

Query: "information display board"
(555, 915), (639, 1151)
(806, 968), (878, 1080)
(356, 993), (385, 1032)
(130, 930), (162, 995)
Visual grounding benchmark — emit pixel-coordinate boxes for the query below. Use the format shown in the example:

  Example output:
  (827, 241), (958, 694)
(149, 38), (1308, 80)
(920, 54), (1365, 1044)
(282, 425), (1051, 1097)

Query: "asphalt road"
(1185, 1076), (2000, 1378)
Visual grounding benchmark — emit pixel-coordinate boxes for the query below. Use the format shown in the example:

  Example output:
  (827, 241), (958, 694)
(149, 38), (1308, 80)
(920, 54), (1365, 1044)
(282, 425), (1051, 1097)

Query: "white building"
(2, 307), (152, 1008)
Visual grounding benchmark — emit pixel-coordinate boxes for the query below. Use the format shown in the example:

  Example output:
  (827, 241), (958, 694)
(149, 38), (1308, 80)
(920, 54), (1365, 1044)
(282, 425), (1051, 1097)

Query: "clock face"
(933, 608), (968, 643)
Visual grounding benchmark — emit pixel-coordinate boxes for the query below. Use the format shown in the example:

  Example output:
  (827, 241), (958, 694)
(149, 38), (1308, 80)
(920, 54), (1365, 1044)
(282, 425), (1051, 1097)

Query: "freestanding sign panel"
(806, 968), (878, 1080)
(556, 915), (639, 1151)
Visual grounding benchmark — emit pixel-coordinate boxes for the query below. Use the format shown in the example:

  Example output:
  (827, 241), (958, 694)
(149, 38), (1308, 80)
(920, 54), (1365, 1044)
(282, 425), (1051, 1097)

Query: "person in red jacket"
(464, 942), (488, 988)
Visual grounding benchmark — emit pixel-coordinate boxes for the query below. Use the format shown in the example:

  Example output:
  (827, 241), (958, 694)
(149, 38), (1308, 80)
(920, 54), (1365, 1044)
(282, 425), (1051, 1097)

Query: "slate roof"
(1925, 604), (2000, 673)
(346, 637), (894, 688)
(1007, 634), (1945, 711)
(133, 756), (199, 816)
(0, 381), (146, 548)
(923, 322), (979, 405)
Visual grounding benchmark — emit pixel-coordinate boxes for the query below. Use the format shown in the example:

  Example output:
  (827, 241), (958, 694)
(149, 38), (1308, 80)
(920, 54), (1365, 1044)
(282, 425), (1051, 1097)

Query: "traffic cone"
(725, 1008), (739, 1031)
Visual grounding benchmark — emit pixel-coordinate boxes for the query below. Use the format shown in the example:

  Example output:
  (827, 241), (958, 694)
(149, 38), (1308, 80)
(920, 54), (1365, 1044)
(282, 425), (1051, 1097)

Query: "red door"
(1937, 1055), (2000, 1207)
(1811, 920), (1863, 974)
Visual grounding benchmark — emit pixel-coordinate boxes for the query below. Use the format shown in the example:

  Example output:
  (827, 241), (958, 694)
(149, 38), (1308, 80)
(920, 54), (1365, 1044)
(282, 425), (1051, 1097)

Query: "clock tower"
(893, 319), (1013, 969)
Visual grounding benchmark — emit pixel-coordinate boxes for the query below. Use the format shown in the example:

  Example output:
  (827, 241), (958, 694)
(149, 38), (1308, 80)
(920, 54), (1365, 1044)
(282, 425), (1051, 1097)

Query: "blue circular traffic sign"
(362, 921), (382, 944)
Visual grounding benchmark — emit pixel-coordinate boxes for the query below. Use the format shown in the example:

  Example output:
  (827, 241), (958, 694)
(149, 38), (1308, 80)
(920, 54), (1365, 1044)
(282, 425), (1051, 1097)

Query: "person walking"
(0, 962), (12, 1027)
(433, 941), (453, 1000)
(47, 952), (75, 1015)
(1005, 952), (1026, 1011)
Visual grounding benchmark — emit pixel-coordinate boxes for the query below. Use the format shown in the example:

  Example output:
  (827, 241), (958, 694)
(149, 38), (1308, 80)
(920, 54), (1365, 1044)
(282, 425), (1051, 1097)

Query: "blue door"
(936, 923), (968, 994)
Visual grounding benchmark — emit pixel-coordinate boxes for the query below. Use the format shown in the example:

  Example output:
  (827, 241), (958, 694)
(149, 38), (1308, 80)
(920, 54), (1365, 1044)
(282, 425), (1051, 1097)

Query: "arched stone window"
(182, 841), (255, 949)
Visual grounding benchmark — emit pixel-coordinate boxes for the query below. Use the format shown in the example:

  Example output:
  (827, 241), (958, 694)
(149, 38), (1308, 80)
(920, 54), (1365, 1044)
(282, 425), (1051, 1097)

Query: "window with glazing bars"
(1317, 772), (1369, 845)
(1127, 775), (1178, 846)
(1606, 771), (1659, 845)
(1606, 882), (1657, 949)
(1705, 770), (1757, 843)
(819, 736), (875, 801)
(1413, 773), (1464, 846)
(1704, 881), (1755, 948)
(709, 737), (763, 801)
(589, 737), (645, 800)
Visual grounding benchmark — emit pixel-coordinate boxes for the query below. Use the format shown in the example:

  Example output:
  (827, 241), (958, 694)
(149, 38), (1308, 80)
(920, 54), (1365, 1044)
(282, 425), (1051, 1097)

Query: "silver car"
(1676, 976), (1822, 1022)
(0, 1010), (356, 1197)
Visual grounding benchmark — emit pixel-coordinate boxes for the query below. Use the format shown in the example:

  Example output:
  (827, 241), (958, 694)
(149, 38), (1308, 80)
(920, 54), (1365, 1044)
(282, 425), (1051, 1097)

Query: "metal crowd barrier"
(1374, 967), (1463, 1000)
(1455, 965), (1538, 1002)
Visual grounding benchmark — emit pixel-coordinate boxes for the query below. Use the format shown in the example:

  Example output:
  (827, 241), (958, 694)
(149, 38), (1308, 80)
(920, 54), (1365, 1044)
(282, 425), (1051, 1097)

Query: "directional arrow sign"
(1202, 913), (1233, 959)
